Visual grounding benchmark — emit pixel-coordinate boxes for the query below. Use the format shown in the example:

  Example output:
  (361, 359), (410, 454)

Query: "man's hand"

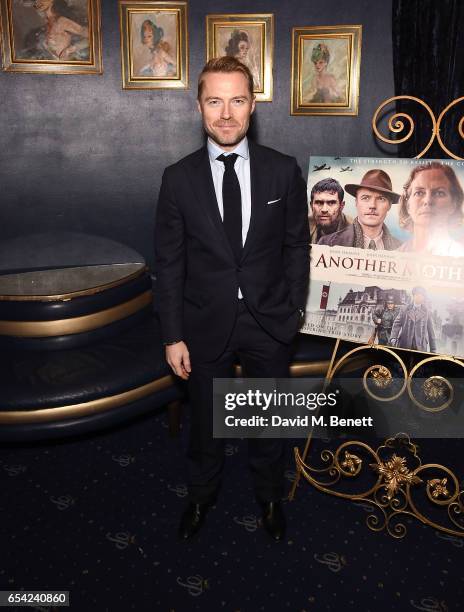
(166, 341), (191, 380)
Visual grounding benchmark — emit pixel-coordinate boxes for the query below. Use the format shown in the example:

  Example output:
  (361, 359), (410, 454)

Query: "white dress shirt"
(207, 137), (251, 298)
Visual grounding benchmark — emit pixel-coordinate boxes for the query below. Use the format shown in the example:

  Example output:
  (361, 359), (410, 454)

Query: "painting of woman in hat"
(302, 40), (348, 105)
(318, 169), (403, 250)
(396, 162), (464, 257)
(131, 14), (177, 78)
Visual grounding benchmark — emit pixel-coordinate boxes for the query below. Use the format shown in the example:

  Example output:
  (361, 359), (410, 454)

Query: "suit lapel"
(186, 147), (234, 259)
(242, 140), (268, 262)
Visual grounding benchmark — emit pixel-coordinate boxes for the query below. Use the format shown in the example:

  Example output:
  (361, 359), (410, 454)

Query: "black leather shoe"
(261, 501), (286, 541)
(178, 502), (211, 540)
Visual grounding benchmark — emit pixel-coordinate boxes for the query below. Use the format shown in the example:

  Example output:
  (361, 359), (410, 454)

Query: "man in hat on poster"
(318, 169), (402, 250)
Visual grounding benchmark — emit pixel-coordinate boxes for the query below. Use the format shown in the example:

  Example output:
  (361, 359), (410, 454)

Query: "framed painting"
(119, 0), (188, 90)
(0, 0), (102, 74)
(291, 25), (362, 116)
(206, 13), (274, 102)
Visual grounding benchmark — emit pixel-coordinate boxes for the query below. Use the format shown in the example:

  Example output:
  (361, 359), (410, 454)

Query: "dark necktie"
(217, 153), (242, 262)
(368, 239), (377, 250)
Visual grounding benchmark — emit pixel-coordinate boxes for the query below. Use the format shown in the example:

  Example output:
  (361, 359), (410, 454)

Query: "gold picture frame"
(119, 1), (188, 90)
(0, 0), (102, 75)
(291, 25), (362, 116)
(206, 13), (274, 102)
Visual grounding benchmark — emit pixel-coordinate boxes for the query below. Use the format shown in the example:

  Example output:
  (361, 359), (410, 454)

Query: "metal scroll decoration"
(290, 341), (464, 538)
(294, 432), (464, 539)
(372, 95), (464, 160)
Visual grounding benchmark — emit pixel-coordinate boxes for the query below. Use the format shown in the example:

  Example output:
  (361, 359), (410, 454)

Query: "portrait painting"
(0, 0), (102, 74)
(206, 14), (274, 102)
(119, 1), (188, 90)
(291, 25), (362, 116)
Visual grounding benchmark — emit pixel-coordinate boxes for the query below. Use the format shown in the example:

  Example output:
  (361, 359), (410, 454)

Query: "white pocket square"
(266, 198), (281, 205)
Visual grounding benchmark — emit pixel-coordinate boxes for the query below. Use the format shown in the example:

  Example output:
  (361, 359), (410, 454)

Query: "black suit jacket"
(154, 140), (310, 361)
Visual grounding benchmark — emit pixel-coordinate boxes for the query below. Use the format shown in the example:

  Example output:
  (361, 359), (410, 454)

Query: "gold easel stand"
(289, 96), (464, 538)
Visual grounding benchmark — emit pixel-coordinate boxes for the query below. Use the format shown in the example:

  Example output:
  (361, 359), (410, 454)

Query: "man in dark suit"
(154, 57), (309, 541)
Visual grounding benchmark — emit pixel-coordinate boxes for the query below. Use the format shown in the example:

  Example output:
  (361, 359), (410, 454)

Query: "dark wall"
(0, 0), (394, 269)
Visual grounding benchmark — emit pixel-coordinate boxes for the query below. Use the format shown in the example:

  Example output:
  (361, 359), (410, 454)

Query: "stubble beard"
(204, 123), (248, 149)
(317, 216), (339, 234)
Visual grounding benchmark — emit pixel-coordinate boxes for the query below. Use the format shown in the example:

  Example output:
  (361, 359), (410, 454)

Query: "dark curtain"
(392, 0), (464, 158)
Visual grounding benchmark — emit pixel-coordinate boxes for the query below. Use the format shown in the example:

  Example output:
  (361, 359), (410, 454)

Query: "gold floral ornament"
(368, 365), (392, 389)
(428, 478), (450, 499)
(341, 451), (362, 474)
(370, 454), (422, 500)
(423, 377), (449, 401)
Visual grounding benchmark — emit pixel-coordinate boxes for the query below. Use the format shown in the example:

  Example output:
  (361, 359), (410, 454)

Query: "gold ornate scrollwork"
(371, 95), (437, 158)
(407, 355), (464, 412)
(326, 344), (408, 402)
(294, 433), (464, 538)
(372, 95), (464, 160)
(436, 96), (464, 160)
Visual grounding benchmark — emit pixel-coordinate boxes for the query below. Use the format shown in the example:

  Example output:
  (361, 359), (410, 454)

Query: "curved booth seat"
(0, 269), (154, 350)
(0, 233), (152, 351)
(0, 313), (183, 441)
(0, 232), (183, 441)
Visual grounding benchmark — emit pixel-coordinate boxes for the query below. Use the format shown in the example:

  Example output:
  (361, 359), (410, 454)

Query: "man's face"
(197, 71), (255, 151)
(386, 302), (394, 310)
(413, 292), (424, 306)
(311, 190), (344, 231)
(355, 188), (392, 229)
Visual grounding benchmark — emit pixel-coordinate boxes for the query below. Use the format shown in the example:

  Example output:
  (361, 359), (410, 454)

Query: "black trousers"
(187, 299), (292, 504)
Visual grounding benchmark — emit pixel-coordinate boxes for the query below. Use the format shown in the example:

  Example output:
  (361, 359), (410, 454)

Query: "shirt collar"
(207, 137), (249, 162)
(363, 229), (383, 248)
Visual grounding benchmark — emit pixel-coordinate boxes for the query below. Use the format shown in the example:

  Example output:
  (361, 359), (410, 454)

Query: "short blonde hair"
(197, 56), (254, 99)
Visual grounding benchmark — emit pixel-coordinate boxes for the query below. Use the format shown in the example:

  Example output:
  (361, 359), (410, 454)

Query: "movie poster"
(303, 156), (464, 358)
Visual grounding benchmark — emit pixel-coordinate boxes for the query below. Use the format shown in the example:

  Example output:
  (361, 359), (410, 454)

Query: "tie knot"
(217, 153), (238, 168)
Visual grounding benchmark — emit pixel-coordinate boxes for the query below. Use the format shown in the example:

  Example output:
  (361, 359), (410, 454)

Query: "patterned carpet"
(1, 406), (463, 612)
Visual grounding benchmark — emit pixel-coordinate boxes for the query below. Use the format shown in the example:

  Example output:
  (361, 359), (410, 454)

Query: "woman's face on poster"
(407, 168), (457, 227)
